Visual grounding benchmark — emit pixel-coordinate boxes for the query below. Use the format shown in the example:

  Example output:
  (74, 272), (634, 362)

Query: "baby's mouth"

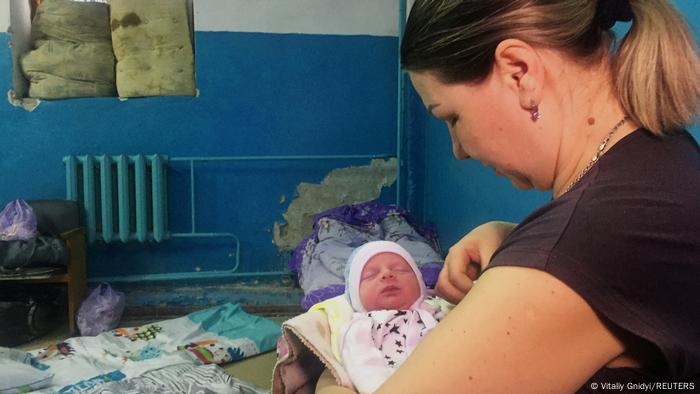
(381, 285), (401, 295)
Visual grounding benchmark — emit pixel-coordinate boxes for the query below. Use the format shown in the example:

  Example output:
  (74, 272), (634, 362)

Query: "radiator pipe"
(88, 153), (397, 283)
(396, 0), (407, 207)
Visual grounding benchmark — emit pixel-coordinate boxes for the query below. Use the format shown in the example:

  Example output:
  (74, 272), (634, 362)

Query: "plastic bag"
(76, 282), (125, 336)
(0, 200), (38, 241)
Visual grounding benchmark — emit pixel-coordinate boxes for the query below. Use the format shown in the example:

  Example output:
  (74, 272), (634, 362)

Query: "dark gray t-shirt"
(487, 129), (700, 389)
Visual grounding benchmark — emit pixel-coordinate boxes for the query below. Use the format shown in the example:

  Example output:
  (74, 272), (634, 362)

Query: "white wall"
(194, 0), (399, 36)
(8, 0), (32, 98)
(1, 1), (400, 36)
(0, 3), (9, 32)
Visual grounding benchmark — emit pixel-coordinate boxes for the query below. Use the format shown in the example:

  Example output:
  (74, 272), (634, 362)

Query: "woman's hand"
(436, 221), (516, 304)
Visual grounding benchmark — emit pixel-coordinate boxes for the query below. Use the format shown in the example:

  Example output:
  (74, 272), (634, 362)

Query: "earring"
(529, 99), (541, 122)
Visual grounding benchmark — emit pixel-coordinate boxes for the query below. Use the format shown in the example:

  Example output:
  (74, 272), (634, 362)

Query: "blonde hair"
(401, 0), (700, 135)
(617, 1), (700, 133)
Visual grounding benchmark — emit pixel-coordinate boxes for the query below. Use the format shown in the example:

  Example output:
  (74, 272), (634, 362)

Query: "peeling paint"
(7, 89), (39, 111)
(273, 158), (397, 250)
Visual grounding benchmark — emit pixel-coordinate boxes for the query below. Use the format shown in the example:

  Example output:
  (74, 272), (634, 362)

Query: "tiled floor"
(16, 314), (293, 391)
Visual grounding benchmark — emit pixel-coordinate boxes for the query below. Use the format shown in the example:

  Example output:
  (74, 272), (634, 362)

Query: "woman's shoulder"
(572, 129), (700, 239)
(543, 129), (700, 254)
(597, 128), (700, 182)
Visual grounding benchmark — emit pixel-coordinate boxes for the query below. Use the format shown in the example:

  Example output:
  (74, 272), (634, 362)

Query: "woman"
(319, 0), (699, 392)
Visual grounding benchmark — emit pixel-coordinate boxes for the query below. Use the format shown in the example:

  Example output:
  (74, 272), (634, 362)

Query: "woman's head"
(402, 0), (607, 85)
(345, 241), (425, 312)
(402, 0), (699, 135)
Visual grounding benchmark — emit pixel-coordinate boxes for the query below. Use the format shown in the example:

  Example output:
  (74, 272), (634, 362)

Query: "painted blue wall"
(408, 0), (700, 251)
(1, 32), (398, 280)
(2, 0), (698, 294)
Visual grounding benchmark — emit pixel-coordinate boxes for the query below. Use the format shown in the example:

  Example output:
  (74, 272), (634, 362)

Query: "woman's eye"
(449, 116), (459, 127)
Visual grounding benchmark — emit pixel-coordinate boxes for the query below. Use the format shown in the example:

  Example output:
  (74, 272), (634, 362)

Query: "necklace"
(561, 115), (629, 194)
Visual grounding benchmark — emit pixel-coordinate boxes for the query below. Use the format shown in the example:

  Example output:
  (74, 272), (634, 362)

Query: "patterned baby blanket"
(75, 363), (265, 394)
(28, 303), (280, 393)
(271, 295), (453, 394)
(272, 296), (354, 394)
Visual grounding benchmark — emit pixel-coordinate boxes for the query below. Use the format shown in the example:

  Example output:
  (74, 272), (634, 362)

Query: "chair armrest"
(61, 228), (86, 280)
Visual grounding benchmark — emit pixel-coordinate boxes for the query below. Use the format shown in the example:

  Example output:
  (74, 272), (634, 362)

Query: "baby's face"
(358, 252), (421, 311)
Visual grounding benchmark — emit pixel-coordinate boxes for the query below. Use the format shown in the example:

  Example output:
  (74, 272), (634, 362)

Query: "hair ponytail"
(615, 0), (700, 134)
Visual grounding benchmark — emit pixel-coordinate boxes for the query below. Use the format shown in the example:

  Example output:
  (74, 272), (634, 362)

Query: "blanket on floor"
(24, 303), (279, 393)
(75, 363), (265, 394)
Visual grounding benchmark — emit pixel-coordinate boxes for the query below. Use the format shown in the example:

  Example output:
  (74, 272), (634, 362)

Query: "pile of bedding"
(1, 303), (279, 394)
(21, 0), (117, 99)
(290, 202), (444, 310)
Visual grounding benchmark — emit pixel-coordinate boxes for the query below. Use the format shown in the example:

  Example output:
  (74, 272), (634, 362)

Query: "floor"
(16, 313), (294, 391)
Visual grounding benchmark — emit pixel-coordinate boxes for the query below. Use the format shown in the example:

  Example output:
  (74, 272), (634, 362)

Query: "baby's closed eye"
(361, 270), (379, 280)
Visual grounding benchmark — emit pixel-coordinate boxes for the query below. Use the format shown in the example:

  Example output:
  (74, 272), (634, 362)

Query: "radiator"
(63, 154), (168, 243)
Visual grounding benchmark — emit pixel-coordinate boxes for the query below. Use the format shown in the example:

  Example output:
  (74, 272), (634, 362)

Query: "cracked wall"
(273, 158), (397, 250)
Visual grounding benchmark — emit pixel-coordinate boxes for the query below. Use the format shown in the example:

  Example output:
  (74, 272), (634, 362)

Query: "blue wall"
(409, 0), (700, 251)
(1, 32), (398, 280)
(2, 0), (698, 293)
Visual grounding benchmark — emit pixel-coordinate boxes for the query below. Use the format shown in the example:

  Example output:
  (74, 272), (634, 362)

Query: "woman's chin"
(502, 173), (535, 190)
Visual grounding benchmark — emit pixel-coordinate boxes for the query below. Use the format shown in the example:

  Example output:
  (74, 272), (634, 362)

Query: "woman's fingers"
(434, 222), (516, 304)
(446, 245), (475, 293)
(435, 245), (481, 304)
(435, 266), (466, 304)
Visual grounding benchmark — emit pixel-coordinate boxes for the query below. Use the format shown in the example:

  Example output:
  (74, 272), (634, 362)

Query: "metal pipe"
(396, 0), (407, 207)
(88, 232), (246, 283)
(190, 160), (196, 233)
(89, 153), (398, 283)
(170, 232), (241, 274)
(170, 154), (394, 162)
(88, 270), (291, 283)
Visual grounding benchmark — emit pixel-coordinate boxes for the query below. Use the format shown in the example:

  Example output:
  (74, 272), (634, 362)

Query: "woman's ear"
(493, 39), (544, 111)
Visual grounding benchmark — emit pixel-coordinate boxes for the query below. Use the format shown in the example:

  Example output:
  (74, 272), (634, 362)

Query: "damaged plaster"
(7, 90), (39, 111)
(273, 158), (397, 250)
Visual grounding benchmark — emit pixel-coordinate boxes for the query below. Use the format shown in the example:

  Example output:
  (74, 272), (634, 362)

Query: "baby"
(341, 241), (440, 394)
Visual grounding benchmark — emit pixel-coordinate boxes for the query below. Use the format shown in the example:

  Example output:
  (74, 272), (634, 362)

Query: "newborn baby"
(341, 241), (440, 394)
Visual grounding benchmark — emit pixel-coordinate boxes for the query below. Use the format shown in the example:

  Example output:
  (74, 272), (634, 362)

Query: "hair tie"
(595, 0), (634, 30)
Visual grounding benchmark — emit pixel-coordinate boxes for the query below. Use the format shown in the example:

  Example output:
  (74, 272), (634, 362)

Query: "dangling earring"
(529, 99), (541, 122)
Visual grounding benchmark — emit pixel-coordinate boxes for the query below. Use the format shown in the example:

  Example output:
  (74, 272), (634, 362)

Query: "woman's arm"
(437, 221), (517, 304)
(378, 266), (625, 393)
(316, 369), (356, 394)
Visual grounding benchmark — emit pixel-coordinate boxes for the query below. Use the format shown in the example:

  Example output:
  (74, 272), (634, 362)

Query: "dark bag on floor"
(0, 285), (63, 347)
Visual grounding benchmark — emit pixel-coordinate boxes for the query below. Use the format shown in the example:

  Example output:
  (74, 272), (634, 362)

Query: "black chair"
(0, 200), (86, 334)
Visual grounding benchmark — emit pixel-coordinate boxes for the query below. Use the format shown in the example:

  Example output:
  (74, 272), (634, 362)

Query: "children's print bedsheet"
(67, 364), (264, 394)
(29, 303), (280, 393)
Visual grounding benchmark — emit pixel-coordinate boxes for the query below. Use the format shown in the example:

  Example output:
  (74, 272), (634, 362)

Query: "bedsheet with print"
(28, 303), (280, 393)
(75, 364), (266, 394)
